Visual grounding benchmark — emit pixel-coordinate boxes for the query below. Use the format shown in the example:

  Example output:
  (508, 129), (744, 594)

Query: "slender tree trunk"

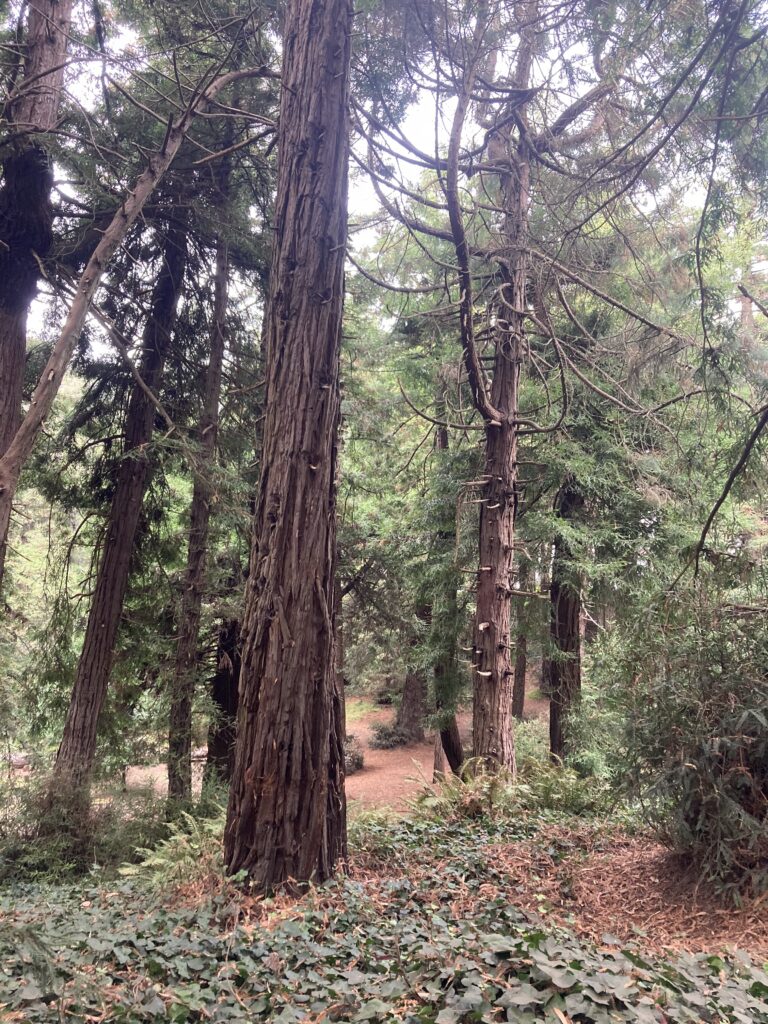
(512, 633), (527, 721)
(0, 0), (74, 589)
(52, 221), (188, 789)
(204, 618), (241, 785)
(471, 10), (535, 772)
(224, 0), (352, 890)
(168, 231), (229, 801)
(548, 481), (584, 761)
(431, 393), (463, 775)
(512, 562), (530, 720)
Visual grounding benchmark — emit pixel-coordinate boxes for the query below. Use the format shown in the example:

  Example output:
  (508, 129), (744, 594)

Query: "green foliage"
(369, 721), (413, 749)
(412, 756), (608, 823)
(594, 590), (768, 898)
(120, 807), (227, 891)
(2, 816), (767, 1022)
(344, 734), (365, 774)
(0, 776), (169, 882)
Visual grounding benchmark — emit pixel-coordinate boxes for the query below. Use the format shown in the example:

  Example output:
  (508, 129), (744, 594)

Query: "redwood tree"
(224, 0), (352, 889)
(52, 217), (188, 788)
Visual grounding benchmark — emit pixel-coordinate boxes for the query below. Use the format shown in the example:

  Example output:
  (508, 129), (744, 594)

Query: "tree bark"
(168, 230), (229, 802)
(548, 481), (584, 761)
(512, 632), (527, 721)
(512, 562), (531, 720)
(0, 0), (74, 589)
(224, 0), (352, 890)
(52, 219), (188, 789)
(205, 618), (241, 785)
(395, 669), (427, 743)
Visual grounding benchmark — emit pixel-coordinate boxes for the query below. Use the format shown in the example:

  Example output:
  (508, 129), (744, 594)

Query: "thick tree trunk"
(0, 0), (74, 589)
(396, 669), (427, 743)
(205, 618), (241, 785)
(52, 221), (188, 788)
(224, 0), (352, 890)
(548, 481), (584, 761)
(168, 232), (229, 802)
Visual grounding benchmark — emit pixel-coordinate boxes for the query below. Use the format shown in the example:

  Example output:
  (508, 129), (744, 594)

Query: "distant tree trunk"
(548, 481), (584, 761)
(224, 0), (352, 890)
(168, 229), (229, 801)
(204, 618), (241, 785)
(396, 669), (427, 743)
(512, 634), (527, 721)
(0, 0), (74, 589)
(431, 400), (463, 776)
(334, 573), (346, 726)
(52, 220), (188, 789)
(512, 563), (531, 721)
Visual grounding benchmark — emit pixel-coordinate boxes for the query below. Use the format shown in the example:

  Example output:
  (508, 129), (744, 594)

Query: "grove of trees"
(1, 0), (767, 919)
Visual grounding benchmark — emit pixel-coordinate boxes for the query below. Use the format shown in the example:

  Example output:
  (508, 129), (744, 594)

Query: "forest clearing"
(2, 0), (768, 1020)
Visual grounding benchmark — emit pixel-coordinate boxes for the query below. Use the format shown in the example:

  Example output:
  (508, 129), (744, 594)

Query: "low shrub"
(369, 721), (411, 749)
(344, 734), (365, 774)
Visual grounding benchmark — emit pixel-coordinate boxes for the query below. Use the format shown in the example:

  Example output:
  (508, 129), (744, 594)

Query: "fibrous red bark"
(224, 0), (352, 890)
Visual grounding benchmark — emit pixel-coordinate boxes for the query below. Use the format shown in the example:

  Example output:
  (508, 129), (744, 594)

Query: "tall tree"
(0, 0), (74, 586)
(225, 0), (353, 889)
(168, 212), (231, 802)
(52, 215), (188, 789)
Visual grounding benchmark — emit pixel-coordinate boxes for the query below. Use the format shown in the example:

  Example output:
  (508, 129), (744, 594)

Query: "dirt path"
(126, 694), (549, 807)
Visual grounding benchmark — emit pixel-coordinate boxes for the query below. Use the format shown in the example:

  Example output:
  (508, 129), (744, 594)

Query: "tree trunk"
(205, 618), (241, 785)
(0, 0), (74, 589)
(434, 705), (464, 777)
(0, 70), (262, 578)
(431, 387), (464, 775)
(548, 481), (584, 761)
(224, 0), (352, 890)
(52, 220), (188, 789)
(396, 669), (427, 743)
(512, 632), (527, 721)
(512, 562), (530, 720)
(470, 15), (535, 773)
(168, 231), (229, 802)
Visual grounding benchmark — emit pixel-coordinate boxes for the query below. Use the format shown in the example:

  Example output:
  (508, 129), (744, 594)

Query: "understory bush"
(369, 721), (412, 749)
(0, 775), (169, 881)
(412, 755), (607, 822)
(594, 591), (768, 899)
(344, 734), (365, 773)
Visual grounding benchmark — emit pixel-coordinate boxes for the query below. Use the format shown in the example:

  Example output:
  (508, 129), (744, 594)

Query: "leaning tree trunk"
(204, 618), (241, 785)
(0, 0), (74, 589)
(548, 481), (584, 761)
(52, 220), (188, 789)
(168, 230), (229, 802)
(224, 0), (352, 890)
